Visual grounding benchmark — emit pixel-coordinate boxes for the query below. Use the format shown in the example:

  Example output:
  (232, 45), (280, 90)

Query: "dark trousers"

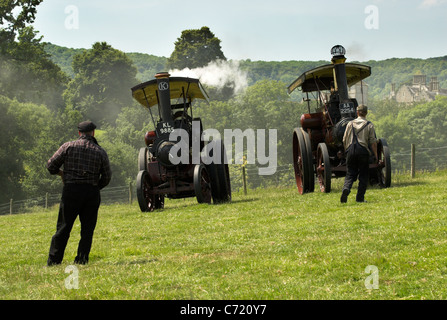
(342, 153), (370, 202)
(48, 184), (100, 265)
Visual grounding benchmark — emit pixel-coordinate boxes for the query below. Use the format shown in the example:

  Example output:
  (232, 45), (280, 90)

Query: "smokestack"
(330, 45), (356, 120)
(155, 72), (174, 123)
(330, 45), (350, 103)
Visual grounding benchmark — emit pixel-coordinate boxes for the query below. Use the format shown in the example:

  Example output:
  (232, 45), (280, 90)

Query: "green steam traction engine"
(131, 72), (231, 212)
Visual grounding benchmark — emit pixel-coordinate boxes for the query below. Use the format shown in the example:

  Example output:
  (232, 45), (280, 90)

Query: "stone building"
(390, 75), (447, 103)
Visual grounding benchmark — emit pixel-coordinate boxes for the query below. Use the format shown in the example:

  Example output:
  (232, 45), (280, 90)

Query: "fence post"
(242, 166), (247, 195)
(10, 199), (13, 215)
(411, 143), (415, 178)
(129, 181), (132, 204)
(45, 193), (49, 209)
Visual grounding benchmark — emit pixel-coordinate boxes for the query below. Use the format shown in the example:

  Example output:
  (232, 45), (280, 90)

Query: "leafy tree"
(22, 105), (84, 196)
(2, 97), (83, 198)
(63, 42), (138, 126)
(110, 104), (154, 148)
(126, 52), (167, 82)
(99, 135), (137, 187)
(43, 43), (86, 78)
(167, 27), (226, 70)
(0, 0), (43, 49)
(0, 0), (68, 107)
(0, 95), (24, 202)
(372, 96), (447, 171)
(0, 26), (68, 108)
(234, 80), (304, 166)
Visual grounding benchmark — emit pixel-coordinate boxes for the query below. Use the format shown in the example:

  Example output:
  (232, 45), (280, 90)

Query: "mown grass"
(1, 170), (447, 300)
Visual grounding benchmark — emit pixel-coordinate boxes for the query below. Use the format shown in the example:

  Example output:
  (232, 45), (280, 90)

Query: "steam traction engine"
(289, 45), (391, 194)
(132, 72), (231, 212)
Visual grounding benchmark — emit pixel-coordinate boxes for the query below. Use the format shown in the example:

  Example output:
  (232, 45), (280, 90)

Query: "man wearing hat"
(341, 105), (378, 203)
(46, 121), (112, 266)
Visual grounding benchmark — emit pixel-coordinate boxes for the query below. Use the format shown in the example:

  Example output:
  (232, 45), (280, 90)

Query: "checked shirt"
(47, 135), (112, 189)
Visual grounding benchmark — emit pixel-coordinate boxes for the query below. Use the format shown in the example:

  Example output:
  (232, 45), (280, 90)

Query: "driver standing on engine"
(341, 105), (378, 203)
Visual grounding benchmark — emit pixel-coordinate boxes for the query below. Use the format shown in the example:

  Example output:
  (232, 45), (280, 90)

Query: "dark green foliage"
(0, 0), (43, 48)
(0, 27), (68, 109)
(166, 26), (226, 70)
(63, 42), (138, 127)
(0, 1), (67, 108)
(43, 43), (86, 78)
(126, 52), (167, 82)
(0, 96), (24, 203)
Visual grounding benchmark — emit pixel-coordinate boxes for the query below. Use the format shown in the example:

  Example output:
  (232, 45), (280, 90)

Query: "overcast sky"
(33, 0), (447, 62)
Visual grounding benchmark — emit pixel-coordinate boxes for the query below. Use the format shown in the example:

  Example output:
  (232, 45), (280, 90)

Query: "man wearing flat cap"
(46, 121), (112, 266)
(341, 105), (378, 203)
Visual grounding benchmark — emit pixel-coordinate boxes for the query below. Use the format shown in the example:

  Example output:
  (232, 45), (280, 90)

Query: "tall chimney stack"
(331, 45), (349, 103)
(155, 72), (174, 123)
(330, 45), (355, 119)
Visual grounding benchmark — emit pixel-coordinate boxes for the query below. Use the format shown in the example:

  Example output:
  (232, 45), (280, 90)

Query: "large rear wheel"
(194, 164), (212, 204)
(293, 128), (311, 194)
(377, 138), (391, 188)
(136, 170), (164, 212)
(138, 147), (148, 171)
(302, 128), (315, 192)
(204, 140), (232, 203)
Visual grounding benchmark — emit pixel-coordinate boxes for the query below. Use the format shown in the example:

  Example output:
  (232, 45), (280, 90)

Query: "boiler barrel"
(300, 112), (324, 130)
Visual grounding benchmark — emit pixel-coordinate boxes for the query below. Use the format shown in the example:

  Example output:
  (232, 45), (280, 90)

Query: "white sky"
(33, 0), (447, 62)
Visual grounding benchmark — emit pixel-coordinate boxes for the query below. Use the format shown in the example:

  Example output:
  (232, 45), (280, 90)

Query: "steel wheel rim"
(194, 164), (212, 204)
(293, 129), (309, 194)
(136, 170), (155, 212)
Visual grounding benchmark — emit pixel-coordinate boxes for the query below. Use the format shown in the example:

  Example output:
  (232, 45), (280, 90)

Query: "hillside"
(43, 43), (168, 81)
(1, 170), (446, 300)
(44, 43), (447, 100)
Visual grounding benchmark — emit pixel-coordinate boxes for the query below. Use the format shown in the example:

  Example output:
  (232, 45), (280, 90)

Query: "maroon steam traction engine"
(288, 45), (391, 194)
(131, 72), (231, 212)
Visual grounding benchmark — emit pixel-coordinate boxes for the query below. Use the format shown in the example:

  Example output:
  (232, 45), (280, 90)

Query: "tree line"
(1, 2), (446, 203)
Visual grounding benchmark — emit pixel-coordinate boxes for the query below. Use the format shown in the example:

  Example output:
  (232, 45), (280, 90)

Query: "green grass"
(1, 170), (447, 300)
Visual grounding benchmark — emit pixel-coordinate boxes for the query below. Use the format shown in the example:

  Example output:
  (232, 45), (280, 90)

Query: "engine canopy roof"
(131, 77), (209, 108)
(288, 63), (371, 94)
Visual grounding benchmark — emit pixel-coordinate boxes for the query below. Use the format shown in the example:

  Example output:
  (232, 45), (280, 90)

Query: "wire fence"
(0, 186), (133, 216)
(1, 144), (446, 215)
(391, 145), (447, 172)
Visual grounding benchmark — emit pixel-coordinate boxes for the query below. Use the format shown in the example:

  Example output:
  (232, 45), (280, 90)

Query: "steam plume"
(169, 60), (248, 94)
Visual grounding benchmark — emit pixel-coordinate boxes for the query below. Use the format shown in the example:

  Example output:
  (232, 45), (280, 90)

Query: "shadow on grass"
(162, 197), (258, 211)
(388, 180), (428, 188)
(217, 198), (257, 205)
(111, 258), (159, 265)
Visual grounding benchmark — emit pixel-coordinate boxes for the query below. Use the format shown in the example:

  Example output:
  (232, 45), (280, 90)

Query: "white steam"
(169, 60), (248, 94)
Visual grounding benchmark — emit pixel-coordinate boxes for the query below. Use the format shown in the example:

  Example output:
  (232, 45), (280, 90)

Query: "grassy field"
(1, 170), (446, 300)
